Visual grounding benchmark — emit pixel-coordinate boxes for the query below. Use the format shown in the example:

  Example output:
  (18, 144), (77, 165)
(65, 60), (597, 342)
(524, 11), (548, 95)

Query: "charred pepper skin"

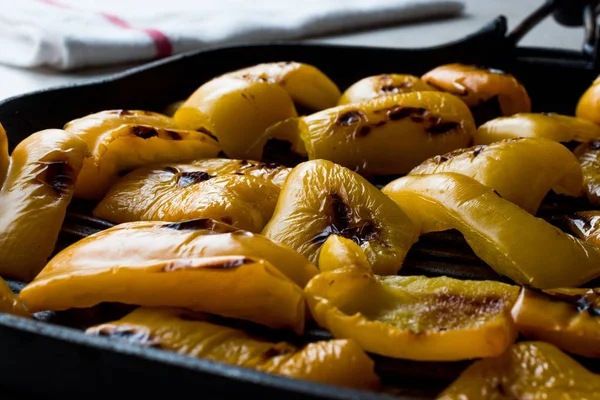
(262, 160), (418, 276)
(86, 307), (380, 390)
(64, 109), (220, 200)
(306, 238), (518, 361)
(512, 286), (600, 358)
(564, 210), (600, 246)
(94, 159), (290, 233)
(409, 137), (583, 214)
(383, 173), (600, 289)
(19, 219), (320, 333)
(338, 74), (436, 105)
(421, 63), (531, 125)
(438, 342), (600, 400)
(261, 91), (475, 177)
(474, 112), (600, 145)
(0, 128), (88, 282)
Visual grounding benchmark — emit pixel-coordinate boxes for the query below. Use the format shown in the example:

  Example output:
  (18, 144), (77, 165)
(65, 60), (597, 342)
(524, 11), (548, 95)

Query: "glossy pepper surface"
(574, 141), (600, 204)
(86, 307), (380, 390)
(512, 286), (600, 357)
(317, 235), (371, 272)
(0, 128), (88, 282)
(64, 109), (220, 200)
(94, 159), (290, 232)
(229, 62), (341, 111)
(421, 63), (530, 125)
(383, 173), (600, 288)
(174, 75), (297, 160)
(19, 219), (319, 332)
(577, 75), (600, 125)
(305, 255), (519, 361)
(338, 74), (435, 105)
(409, 137), (583, 214)
(564, 210), (600, 246)
(438, 341), (600, 400)
(474, 112), (600, 145)
(262, 91), (475, 176)
(0, 124), (8, 188)
(0, 278), (30, 318)
(262, 160), (418, 275)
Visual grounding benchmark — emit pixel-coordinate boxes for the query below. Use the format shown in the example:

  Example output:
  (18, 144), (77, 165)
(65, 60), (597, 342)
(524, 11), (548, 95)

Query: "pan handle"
(508, 0), (600, 61)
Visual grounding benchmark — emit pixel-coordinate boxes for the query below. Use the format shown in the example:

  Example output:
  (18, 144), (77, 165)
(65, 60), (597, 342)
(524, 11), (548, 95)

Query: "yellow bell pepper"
(577, 75), (600, 125)
(421, 63), (531, 125)
(305, 262), (518, 361)
(409, 137), (583, 214)
(564, 210), (600, 246)
(19, 218), (320, 333)
(338, 74), (435, 105)
(174, 75), (297, 160)
(86, 307), (380, 390)
(94, 159), (290, 233)
(262, 91), (475, 176)
(511, 286), (600, 357)
(229, 62), (341, 111)
(64, 110), (220, 200)
(317, 235), (371, 272)
(474, 112), (600, 145)
(383, 173), (600, 288)
(0, 124), (8, 188)
(437, 341), (600, 400)
(0, 128), (88, 282)
(0, 278), (30, 318)
(574, 141), (600, 204)
(262, 160), (418, 275)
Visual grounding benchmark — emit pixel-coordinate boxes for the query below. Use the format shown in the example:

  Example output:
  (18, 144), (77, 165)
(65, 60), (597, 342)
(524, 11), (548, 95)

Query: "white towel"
(0, 0), (464, 71)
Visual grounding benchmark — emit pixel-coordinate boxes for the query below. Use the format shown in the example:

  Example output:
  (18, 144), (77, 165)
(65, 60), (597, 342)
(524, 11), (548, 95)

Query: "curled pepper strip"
(229, 62), (341, 111)
(474, 112), (600, 145)
(261, 91), (475, 176)
(383, 173), (600, 288)
(421, 63), (530, 125)
(438, 342), (600, 399)
(94, 159), (289, 233)
(511, 286), (600, 358)
(338, 74), (435, 105)
(0, 128), (89, 282)
(65, 110), (220, 200)
(409, 137), (583, 214)
(262, 160), (418, 275)
(86, 307), (380, 390)
(0, 279), (30, 318)
(305, 238), (518, 361)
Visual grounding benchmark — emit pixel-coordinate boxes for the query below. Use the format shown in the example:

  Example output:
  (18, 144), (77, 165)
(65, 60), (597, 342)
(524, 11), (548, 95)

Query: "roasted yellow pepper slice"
(338, 74), (435, 105)
(229, 62), (341, 111)
(577, 75), (600, 125)
(94, 159), (290, 232)
(574, 141), (600, 204)
(383, 173), (600, 288)
(174, 75), (297, 160)
(317, 235), (371, 272)
(564, 210), (600, 246)
(0, 128), (88, 282)
(0, 278), (30, 318)
(86, 307), (380, 390)
(263, 160), (418, 275)
(474, 112), (600, 145)
(64, 109), (220, 200)
(438, 341), (600, 400)
(511, 286), (600, 358)
(305, 260), (518, 360)
(409, 137), (583, 214)
(19, 219), (320, 332)
(421, 63), (531, 125)
(262, 91), (475, 176)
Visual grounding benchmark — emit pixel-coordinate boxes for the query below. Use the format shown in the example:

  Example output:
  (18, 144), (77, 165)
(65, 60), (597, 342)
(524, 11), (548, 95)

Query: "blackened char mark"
(177, 171), (214, 188)
(426, 122), (461, 135)
(131, 126), (159, 139)
(337, 110), (365, 126)
(44, 161), (75, 195)
(165, 130), (182, 140)
(94, 326), (161, 348)
(197, 126), (218, 142)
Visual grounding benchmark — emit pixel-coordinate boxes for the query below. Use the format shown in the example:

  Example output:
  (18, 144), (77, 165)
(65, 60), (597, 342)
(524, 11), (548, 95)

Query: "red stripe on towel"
(38, 0), (173, 59)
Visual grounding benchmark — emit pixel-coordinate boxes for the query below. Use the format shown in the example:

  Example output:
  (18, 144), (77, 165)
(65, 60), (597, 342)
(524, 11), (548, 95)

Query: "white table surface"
(0, 0), (588, 101)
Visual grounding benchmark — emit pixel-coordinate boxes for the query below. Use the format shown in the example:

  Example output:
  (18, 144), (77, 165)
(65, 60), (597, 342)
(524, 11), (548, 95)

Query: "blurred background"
(0, 0), (590, 99)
